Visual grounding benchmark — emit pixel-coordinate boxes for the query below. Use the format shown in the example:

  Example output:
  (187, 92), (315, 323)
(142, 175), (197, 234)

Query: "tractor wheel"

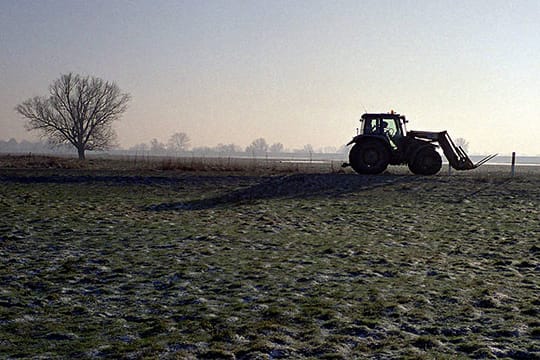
(408, 148), (442, 175)
(349, 139), (390, 174)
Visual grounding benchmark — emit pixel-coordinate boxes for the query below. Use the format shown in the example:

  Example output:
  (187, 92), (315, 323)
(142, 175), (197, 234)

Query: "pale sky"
(1, 0), (539, 155)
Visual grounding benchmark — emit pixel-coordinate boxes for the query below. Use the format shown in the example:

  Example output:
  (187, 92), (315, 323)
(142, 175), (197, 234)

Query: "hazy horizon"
(2, 0), (540, 156)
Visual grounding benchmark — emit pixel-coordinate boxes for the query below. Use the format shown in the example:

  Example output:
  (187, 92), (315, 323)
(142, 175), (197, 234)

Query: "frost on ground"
(0, 170), (539, 359)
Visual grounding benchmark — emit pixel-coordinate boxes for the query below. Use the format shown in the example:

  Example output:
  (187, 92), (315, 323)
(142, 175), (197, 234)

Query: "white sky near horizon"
(1, 0), (539, 155)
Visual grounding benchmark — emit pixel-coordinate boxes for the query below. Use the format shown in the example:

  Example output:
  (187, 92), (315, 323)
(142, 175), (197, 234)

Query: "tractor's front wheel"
(409, 148), (442, 175)
(349, 140), (390, 175)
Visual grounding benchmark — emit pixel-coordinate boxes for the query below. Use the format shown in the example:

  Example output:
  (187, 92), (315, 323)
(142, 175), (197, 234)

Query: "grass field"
(1, 155), (539, 359)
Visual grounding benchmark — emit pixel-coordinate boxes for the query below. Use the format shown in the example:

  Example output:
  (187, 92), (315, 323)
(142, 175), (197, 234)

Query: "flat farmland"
(1, 156), (539, 359)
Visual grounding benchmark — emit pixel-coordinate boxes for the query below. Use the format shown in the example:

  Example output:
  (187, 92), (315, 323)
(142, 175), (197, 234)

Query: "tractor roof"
(361, 112), (404, 119)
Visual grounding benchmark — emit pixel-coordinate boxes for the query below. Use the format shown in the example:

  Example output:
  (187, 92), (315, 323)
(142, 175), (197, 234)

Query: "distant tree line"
(0, 138), (73, 154)
(0, 135), (348, 157)
(128, 135), (347, 157)
(129, 132), (192, 155)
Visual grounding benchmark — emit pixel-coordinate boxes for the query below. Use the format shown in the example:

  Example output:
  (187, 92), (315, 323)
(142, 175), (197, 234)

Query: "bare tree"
(454, 137), (469, 152)
(15, 73), (130, 160)
(215, 143), (241, 154)
(269, 142), (284, 153)
(150, 138), (166, 154)
(303, 144), (314, 154)
(167, 132), (191, 153)
(245, 138), (269, 155)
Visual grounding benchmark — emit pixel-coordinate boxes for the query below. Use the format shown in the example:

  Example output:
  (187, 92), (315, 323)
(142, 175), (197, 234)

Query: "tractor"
(343, 112), (496, 175)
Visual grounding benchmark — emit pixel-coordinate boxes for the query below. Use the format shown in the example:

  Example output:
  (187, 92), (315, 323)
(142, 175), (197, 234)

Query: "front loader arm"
(436, 131), (475, 170)
(408, 130), (496, 170)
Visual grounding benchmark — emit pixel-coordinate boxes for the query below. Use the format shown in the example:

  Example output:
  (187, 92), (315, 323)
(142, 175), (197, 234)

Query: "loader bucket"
(438, 131), (496, 170)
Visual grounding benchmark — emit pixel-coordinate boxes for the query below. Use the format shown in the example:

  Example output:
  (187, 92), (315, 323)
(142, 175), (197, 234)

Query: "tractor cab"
(360, 113), (407, 136)
(359, 113), (407, 149)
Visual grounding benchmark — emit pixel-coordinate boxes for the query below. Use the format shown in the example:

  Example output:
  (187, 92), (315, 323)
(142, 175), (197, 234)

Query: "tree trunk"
(77, 146), (86, 160)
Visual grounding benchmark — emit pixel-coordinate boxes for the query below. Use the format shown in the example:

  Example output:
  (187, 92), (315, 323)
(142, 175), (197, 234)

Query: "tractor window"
(382, 118), (402, 149)
(362, 119), (378, 134)
(382, 119), (399, 138)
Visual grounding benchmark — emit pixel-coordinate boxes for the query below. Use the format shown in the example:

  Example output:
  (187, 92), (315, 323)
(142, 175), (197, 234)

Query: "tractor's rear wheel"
(409, 148), (442, 175)
(349, 140), (390, 174)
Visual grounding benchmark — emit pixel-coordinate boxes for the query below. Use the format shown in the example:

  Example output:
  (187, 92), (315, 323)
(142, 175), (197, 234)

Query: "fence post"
(448, 163), (452, 176)
(511, 152), (516, 177)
